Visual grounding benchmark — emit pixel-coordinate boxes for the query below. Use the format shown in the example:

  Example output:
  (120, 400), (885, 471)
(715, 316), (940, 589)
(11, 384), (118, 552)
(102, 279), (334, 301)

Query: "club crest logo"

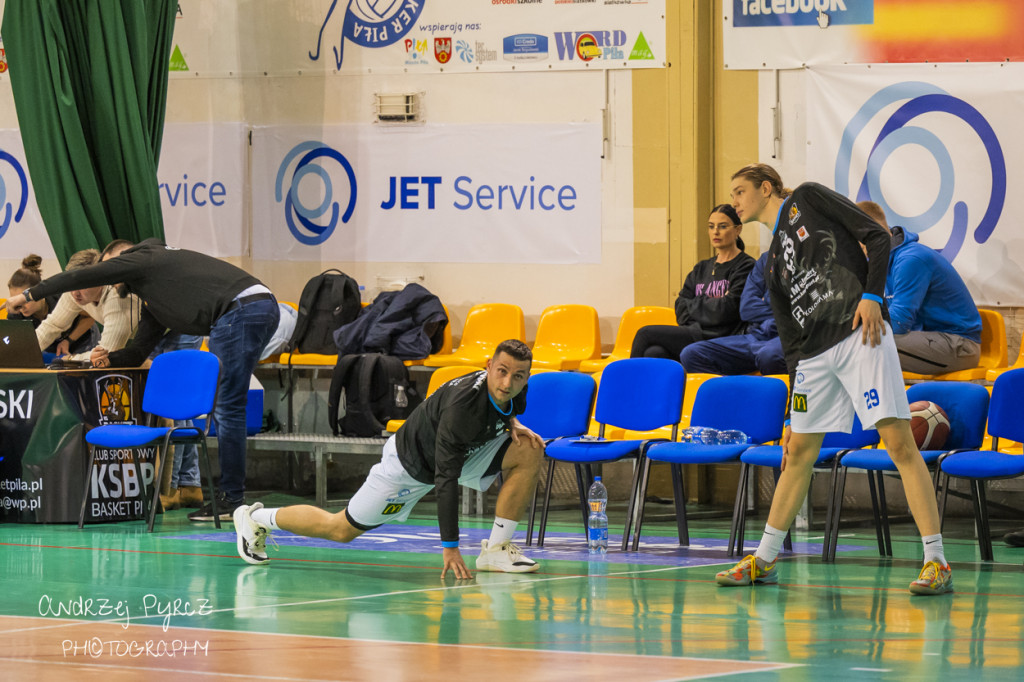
(96, 374), (136, 426)
(788, 203), (801, 226)
(310, 0), (427, 70)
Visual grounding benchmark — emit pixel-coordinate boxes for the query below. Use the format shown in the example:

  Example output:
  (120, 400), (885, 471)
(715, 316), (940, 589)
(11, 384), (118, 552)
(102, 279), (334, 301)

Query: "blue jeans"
(679, 334), (786, 376)
(150, 333), (205, 488)
(206, 297), (279, 502)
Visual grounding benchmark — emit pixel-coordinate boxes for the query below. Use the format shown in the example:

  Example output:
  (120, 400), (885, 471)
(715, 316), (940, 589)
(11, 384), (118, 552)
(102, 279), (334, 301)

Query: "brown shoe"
(160, 488), (181, 511)
(179, 485), (205, 508)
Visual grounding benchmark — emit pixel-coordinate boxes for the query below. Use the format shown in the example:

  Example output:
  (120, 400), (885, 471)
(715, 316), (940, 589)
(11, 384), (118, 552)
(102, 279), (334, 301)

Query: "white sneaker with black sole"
(233, 502), (271, 565)
(475, 539), (539, 573)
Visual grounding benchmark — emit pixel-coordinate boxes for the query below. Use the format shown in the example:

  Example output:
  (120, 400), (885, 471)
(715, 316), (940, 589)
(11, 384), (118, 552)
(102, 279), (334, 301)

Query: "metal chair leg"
(147, 438), (174, 532)
(728, 462), (749, 557)
(670, 463), (689, 546)
(866, 470), (887, 556)
(631, 458), (654, 551)
(821, 457), (841, 562)
(876, 472), (892, 556)
(622, 456), (644, 552)
(199, 436), (221, 530)
(537, 458), (557, 547)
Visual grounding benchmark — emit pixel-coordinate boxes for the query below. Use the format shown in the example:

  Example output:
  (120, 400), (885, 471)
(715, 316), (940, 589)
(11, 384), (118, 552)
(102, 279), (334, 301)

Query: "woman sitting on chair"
(630, 204), (755, 360)
(7, 254), (97, 360)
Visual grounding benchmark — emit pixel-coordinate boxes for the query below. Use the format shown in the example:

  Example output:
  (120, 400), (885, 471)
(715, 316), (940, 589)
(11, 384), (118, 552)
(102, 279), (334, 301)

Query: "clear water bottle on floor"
(587, 476), (608, 554)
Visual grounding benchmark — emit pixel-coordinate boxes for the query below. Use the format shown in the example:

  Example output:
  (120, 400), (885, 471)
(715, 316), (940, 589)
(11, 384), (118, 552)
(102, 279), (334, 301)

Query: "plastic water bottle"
(718, 429), (750, 445)
(681, 426), (720, 444)
(587, 476), (608, 554)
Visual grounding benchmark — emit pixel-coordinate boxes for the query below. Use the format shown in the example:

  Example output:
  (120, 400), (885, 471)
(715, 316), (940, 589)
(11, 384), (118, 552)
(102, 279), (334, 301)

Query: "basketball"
(909, 400), (951, 450)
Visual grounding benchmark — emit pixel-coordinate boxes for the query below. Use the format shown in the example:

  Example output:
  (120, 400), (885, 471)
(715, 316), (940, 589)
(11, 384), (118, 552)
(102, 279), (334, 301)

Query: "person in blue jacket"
(678, 250), (786, 376)
(857, 202), (981, 375)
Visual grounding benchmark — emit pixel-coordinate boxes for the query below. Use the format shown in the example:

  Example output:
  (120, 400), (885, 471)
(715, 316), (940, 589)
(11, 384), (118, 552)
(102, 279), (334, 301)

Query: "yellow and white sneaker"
(475, 540), (539, 573)
(910, 561), (953, 596)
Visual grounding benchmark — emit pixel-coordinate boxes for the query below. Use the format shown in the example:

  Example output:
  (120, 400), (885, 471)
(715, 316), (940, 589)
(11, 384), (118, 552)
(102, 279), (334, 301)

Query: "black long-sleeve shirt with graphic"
(28, 239), (261, 366)
(674, 251), (756, 338)
(396, 370), (527, 544)
(766, 182), (891, 375)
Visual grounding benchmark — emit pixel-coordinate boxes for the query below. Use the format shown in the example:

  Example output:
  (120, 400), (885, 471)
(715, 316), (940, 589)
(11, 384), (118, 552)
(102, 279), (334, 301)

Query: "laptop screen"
(0, 319), (46, 369)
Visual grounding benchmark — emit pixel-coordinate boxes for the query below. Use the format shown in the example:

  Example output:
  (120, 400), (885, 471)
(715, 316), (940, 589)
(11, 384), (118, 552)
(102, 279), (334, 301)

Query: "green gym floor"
(2, 494), (1022, 681)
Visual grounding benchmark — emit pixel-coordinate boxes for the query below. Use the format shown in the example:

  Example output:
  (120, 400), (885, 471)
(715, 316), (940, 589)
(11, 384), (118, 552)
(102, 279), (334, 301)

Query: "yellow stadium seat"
(986, 328), (1024, 383)
(386, 365), (481, 432)
(903, 309), (1007, 382)
(579, 306), (676, 373)
(530, 304), (602, 371)
(422, 303), (525, 367)
(0, 299), (7, 319)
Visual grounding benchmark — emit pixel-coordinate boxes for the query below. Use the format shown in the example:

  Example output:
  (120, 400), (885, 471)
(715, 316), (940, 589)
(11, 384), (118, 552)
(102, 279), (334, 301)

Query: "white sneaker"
(233, 502), (270, 566)
(475, 539), (539, 573)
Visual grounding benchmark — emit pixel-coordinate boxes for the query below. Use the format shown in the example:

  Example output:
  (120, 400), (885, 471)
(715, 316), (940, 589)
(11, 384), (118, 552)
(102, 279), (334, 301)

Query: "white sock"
(488, 516), (517, 547)
(922, 533), (946, 566)
(251, 507), (280, 530)
(754, 524), (788, 565)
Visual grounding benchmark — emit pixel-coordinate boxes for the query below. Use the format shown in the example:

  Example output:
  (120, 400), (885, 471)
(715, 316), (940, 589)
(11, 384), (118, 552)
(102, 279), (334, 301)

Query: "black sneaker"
(188, 494), (244, 522)
(1004, 529), (1024, 547)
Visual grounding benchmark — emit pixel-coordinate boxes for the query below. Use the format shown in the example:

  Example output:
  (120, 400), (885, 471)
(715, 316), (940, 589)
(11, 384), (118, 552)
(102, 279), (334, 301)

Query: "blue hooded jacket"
(885, 227), (981, 342)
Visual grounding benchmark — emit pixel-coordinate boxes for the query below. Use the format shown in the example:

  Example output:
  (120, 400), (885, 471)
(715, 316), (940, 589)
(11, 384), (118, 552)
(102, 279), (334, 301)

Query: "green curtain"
(1, 0), (176, 266)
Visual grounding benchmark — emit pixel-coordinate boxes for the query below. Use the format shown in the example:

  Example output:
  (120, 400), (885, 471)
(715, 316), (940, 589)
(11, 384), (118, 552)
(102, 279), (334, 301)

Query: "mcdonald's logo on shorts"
(381, 503), (405, 516)
(792, 393), (808, 413)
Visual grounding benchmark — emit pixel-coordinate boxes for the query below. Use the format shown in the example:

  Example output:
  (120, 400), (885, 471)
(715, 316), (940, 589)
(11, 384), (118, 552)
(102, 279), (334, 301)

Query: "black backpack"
(328, 353), (423, 436)
(287, 269), (361, 355)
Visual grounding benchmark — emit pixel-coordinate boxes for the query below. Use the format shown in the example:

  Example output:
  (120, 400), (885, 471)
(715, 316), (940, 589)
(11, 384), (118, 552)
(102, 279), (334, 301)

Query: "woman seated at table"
(12, 250), (141, 364)
(7, 254), (97, 360)
(630, 204), (756, 360)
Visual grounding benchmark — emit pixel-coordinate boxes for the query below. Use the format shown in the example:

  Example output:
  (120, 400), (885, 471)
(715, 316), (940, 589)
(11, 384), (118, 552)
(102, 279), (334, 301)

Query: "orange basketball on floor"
(909, 400), (950, 450)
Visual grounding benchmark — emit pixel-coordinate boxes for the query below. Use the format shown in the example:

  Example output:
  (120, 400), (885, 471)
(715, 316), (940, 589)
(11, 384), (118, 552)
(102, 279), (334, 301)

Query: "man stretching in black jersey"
(233, 339), (545, 578)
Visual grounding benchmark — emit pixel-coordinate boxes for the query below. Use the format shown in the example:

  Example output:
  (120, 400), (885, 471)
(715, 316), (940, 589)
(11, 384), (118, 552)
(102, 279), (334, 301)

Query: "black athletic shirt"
(396, 370), (528, 544)
(28, 239), (261, 365)
(766, 182), (891, 374)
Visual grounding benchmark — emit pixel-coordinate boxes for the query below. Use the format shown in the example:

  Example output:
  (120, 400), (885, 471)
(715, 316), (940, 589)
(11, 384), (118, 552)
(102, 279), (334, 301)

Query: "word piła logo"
(310, 0), (427, 70)
(276, 141), (357, 246)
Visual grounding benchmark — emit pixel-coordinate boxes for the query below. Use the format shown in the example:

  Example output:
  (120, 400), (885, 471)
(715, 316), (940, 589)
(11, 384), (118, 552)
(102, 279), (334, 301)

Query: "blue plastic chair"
(939, 369), (1024, 561)
(80, 350), (222, 532)
(830, 381), (990, 560)
(633, 375), (788, 551)
(734, 414), (880, 560)
(516, 371), (596, 546)
(541, 359), (686, 550)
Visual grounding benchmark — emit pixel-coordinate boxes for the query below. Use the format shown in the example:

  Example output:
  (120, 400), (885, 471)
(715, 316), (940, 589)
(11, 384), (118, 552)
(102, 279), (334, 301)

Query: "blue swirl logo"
(275, 141), (357, 246)
(835, 82), (1005, 261)
(0, 149), (29, 240)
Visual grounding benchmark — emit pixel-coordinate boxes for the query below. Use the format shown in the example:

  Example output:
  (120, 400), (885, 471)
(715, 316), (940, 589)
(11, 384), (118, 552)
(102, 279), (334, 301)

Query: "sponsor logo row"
(404, 30), (656, 66)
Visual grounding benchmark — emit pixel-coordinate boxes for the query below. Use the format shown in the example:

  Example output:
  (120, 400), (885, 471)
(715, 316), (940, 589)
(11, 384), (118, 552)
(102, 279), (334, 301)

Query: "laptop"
(0, 319), (46, 369)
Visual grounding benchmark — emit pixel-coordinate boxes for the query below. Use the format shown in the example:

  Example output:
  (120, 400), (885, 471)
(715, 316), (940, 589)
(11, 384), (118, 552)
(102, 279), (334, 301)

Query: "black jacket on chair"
(333, 283), (448, 359)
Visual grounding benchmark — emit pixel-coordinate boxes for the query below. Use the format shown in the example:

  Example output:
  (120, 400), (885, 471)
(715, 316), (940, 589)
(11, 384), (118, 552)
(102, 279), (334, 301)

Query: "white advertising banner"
(171, 0), (665, 76)
(0, 124), (246, 259)
(0, 130), (53, 259)
(251, 123), (601, 264)
(157, 123), (247, 256)
(805, 64), (1020, 306)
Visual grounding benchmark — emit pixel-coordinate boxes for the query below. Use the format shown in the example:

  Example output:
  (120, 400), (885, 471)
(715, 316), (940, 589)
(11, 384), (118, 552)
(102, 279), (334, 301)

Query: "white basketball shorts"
(346, 433), (509, 528)
(789, 323), (910, 434)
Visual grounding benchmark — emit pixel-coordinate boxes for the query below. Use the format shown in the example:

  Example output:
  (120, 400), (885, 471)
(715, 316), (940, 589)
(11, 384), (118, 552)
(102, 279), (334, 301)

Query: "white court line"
(1, 563), (692, 634)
